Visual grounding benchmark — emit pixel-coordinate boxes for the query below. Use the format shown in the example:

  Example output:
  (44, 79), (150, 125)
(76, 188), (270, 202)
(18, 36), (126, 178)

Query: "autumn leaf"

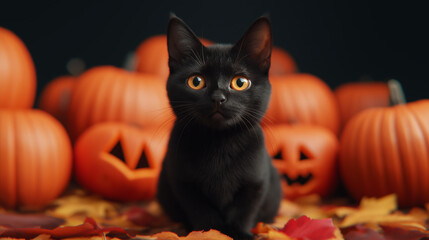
(0, 213), (64, 229)
(252, 216), (342, 240)
(339, 194), (424, 229)
(343, 225), (384, 240)
(48, 190), (119, 221)
(380, 222), (429, 240)
(0, 217), (132, 239)
(280, 215), (341, 240)
(124, 206), (161, 227)
(150, 229), (232, 240)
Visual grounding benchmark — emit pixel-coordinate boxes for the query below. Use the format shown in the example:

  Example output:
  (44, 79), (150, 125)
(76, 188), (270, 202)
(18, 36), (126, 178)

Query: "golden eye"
(231, 76), (250, 91)
(187, 75), (205, 90)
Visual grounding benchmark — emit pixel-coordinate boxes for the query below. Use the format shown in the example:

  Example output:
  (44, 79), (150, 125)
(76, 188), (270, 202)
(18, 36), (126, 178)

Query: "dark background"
(1, 1), (428, 102)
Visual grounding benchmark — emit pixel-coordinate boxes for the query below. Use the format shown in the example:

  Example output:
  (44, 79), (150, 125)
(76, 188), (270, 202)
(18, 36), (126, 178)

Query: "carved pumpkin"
(263, 124), (339, 199)
(74, 122), (169, 201)
(135, 35), (212, 81)
(0, 109), (72, 210)
(339, 80), (429, 207)
(269, 46), (297, 76)
(335, 81), (389, 128)
(264, 74), (340, 135)
(38, 75), (76, 126)
(0, 27), (36, 109)
(67, 66), (173, 141)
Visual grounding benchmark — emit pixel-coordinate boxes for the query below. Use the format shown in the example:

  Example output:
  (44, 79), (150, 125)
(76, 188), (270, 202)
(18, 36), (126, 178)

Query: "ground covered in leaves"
(1, 187), (429, 240)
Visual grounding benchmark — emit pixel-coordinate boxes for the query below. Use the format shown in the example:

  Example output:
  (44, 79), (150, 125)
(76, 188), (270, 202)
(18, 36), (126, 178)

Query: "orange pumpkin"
(67, 66), (173, 141)
(135, 35), (212, 81)
(263, 124), (339, 199)
(339, 80), (429, 207)
(74, 122), (169, 201)
(38, 76), (76, 126)
(335, 81), (389, 128)
(269, 46), (297, 76)
(0, 109), (72, 210)
(264, 74), (340, 135)
(0, 27), (36, 109)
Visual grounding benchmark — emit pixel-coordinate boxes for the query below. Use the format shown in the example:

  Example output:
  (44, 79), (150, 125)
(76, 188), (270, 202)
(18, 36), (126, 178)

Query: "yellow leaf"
(48, 191), (119, 220)
(339, 194), (426, 228)
(268, 230), (295, 240)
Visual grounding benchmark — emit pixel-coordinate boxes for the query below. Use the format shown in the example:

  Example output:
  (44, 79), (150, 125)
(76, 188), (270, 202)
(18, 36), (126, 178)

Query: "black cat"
(156, 15), (281, 240)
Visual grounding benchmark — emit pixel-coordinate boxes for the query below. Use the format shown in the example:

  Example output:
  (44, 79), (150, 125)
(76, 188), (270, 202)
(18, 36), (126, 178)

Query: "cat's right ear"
(167, 14), (204, 68)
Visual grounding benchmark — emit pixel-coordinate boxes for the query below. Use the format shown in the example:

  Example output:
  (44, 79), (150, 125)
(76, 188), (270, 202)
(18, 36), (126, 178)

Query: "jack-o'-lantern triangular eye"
(109, 140), (151, 169)
(299, 147), (312, 161)
(136, 151), (150, 169)
(273, 151), (283, 160)
(109, 141), (126, 163)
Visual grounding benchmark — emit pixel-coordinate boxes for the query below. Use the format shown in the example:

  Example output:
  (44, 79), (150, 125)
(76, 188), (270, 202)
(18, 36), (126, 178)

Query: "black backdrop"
(1, 1), (428, 102)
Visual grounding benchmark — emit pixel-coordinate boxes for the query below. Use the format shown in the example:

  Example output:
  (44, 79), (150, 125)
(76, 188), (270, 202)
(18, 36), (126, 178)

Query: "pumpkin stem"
(388, 79), (406, 105)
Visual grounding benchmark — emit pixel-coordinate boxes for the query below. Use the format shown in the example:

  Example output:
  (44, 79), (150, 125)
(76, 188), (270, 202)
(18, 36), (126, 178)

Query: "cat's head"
(166, 15), (272, 130)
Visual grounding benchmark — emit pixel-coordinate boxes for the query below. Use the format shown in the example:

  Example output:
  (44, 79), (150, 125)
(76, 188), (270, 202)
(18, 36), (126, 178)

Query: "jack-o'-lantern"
(67, 66), (173, 141)
(0, 109), (72, 210)
(0, 27), (36, 109)
(135, 35), (212, 81)
(263, 124), (339, 199)
(74, 122), (169, 201)
(339, 80), (429, 207)
(264, 74), (340, 135)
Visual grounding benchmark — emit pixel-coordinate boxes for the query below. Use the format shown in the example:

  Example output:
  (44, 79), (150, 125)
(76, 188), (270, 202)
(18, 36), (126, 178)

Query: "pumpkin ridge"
(406, 106), (429, 204)
(408, 105), (429, 203)
(358, 110), (375, 197)
(18, 111), (40, 208)
(103, 68), (122, 122)
(372, 109), (387, 196)
(394, 106), (417, 206)
(70, 70), (100, 140)
(3, 111), (17, 207)
(382, 109), (405, 203)
(90, 71), (113, 126)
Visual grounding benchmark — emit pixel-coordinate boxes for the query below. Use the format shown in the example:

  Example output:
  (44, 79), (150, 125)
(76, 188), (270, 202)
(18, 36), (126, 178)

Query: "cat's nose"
(211, 91), (227, 105)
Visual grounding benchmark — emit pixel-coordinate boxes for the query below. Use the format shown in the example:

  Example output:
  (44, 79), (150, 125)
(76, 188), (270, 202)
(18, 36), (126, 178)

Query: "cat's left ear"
(233, 16), (272, 72)
(167, 14), (204, 67)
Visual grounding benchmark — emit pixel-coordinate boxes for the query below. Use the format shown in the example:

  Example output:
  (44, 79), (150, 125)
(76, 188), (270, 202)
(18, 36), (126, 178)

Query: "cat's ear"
(167, 14), (204, 67)
(233, 16), (272, 72)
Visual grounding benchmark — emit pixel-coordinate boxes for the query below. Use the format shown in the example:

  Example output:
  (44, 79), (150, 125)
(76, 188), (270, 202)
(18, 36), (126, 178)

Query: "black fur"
(157, 15), (281, 240)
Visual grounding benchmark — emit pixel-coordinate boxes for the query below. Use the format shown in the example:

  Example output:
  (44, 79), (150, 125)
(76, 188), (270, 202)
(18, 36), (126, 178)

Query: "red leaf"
(0, 213), (64, 229)
(279, 215), (337, 240)
(0, 217), (133, 239)
(124, 206), (158, 226)
(344, 225), (384, 240)
(381, 223), (429, 240)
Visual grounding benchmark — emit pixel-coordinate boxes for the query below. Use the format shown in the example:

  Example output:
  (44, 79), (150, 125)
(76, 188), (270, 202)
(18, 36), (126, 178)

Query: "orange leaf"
(182, 229), (232, 240)
(152, 229), (232, 240)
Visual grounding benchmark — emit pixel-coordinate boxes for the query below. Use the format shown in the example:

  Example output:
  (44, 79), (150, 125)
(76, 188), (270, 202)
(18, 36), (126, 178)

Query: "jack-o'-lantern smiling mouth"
(283, 173), (313, 186)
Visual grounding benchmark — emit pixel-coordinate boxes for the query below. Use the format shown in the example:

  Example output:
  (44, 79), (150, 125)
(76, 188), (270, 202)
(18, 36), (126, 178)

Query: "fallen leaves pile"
(1, 188), (429, 240)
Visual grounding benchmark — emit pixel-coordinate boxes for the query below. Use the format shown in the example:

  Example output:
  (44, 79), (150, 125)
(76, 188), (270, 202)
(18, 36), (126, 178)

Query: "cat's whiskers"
(241, 111), (262, 145)
(174, 108), (198, 156)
